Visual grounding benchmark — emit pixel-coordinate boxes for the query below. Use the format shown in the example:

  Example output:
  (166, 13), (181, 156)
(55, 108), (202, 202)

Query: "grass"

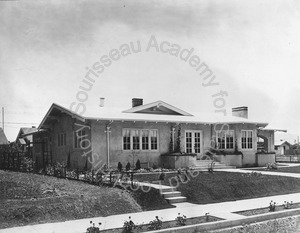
(134, 170), (300, 204)
(249, 164), (300, 173)
(0, 170), (144, 229)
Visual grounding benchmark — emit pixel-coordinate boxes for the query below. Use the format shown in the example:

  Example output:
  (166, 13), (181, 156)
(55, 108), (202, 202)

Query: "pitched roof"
(0, 128), (9, 145)
(39, 101), (269, 129)
(15, 127), (38, 142)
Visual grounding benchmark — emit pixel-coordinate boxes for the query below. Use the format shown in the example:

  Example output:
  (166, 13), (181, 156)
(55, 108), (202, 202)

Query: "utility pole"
(1, 107), (4, 132)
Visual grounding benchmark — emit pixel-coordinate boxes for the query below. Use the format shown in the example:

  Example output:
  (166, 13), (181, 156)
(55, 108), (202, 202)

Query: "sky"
(0, 0), (300, 143)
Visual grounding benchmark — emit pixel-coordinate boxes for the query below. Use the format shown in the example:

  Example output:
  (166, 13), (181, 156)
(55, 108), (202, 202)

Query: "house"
(275, 141), (292, 155)
(31, 98), (277, 170)
(0, 128), (9, 147)
(15, 127), (37, 153)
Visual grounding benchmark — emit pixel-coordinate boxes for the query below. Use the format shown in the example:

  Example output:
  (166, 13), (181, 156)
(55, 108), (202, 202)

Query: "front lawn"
(0, 170), (143, 229)
(249, 165), (300, 174)
(134, 171), (300, 204)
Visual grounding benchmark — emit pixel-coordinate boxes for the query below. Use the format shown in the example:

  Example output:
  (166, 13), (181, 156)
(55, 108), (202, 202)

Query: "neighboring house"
(275, 141), (292, 155)
(15, 127), (37, 153)
(31, 99), (277, 170)
(0, 128), (9, 147)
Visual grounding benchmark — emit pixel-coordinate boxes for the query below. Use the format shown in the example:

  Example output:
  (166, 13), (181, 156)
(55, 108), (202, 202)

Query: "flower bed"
(96, 215), (223, 233)
(235, 202), (300, 216)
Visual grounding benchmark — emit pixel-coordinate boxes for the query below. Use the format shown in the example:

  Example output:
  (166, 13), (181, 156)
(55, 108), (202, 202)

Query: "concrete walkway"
(1, 165), (300, 233)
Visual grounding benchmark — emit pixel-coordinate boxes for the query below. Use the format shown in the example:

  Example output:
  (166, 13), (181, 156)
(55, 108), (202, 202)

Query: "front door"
(185, 130), (202, 158)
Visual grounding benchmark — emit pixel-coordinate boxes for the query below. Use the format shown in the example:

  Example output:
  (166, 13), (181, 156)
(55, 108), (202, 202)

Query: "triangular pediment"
(122, 100), (193, 116)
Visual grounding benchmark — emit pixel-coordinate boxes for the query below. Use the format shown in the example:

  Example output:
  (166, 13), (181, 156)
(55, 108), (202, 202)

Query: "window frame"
(122, 128), (158, 151)
(241, 130), (254, 150)
(216, 130), (234, 150)
(57, 132), (66, 147)
(74, 129), (87, 149)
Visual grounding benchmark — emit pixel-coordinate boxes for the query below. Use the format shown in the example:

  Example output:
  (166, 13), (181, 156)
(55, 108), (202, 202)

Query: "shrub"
(175, 213), (186, 226)
(152, 163), (158, 169)
(122, 216), (136, 233)
(158, 171), (165, 181)
(135, 159), (141, 170)
(126, 162), (131, 171)
(118, 162), (123, 172)
(86, 221), (101, 233)
(148, 216), (162, 230)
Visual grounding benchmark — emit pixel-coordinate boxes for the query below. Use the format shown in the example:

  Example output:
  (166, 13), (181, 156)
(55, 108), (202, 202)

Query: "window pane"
(123, 129), (131, 150)
(132, 130), (140, 150)
(150, 130), (158, 150)
(142, 130), (149, 150)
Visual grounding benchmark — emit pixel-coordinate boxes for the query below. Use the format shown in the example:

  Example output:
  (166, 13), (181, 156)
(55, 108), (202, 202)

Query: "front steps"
(153, 183), (187, 204)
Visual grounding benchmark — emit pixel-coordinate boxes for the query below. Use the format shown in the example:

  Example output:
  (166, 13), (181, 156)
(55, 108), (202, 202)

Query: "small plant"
(205, 212), (209, 222)
(266, 162), (277, 170)
(283, 201), (293, 209)
(269, 200), (276, 212)
(86, 221), (101, 233)
(148, 216), (162, 230)
(158, 170), (165, 181)
(118, 162), (123, 172)
(175, 213), (186, 226)
(126, 162), (131, 171)
(122, 216), (136, 233)
(135, 159), (141, 170)
(250, 171), (262, 177)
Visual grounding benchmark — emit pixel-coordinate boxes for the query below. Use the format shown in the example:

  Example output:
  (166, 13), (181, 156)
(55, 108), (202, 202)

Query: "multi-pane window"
(123, 129), (131, 150)
(123, 129), (158, 151)
(132, 130), (140, 150)
(74, 130), (86, 148)
(217, 130), (234, 149)
(241, 130), (253, 149)
(185, 132), (192, 153)
(58, 133), (66, 147)
(142, 130), (149, 150)
(150, 130), (158, 150)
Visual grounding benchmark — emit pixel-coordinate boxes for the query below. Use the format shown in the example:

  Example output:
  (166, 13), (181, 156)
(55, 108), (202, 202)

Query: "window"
(217, 130), (234, 149)
(123, 129), (131, 150)
(123, 129), (158, 151)
(142, 130), (149, 150)
(74, 130), (86, 149)
(132, 130), (140, 150)
(150, 130), (158, 150)
(241, 130), (253, 149)
(58, 133), (66, 147)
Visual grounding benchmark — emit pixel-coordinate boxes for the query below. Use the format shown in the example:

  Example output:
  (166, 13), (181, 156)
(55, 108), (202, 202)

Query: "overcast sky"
(0, 0), (300, 142)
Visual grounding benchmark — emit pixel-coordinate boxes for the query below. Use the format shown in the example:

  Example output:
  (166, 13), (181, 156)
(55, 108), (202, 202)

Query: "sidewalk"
(1, 167), (300, 233)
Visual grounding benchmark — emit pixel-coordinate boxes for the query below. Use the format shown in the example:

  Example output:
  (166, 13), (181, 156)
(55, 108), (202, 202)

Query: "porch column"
(105, 125), (111, 168)
(171, 127), (176, 152)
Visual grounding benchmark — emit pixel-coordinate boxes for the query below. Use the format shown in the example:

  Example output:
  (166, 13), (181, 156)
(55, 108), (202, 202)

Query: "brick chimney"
(232, 106), (248, 119)
(132, 98), (143, 108)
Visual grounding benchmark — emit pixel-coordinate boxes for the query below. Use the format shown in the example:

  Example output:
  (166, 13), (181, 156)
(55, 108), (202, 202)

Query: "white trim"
(241, 130), (254, 150)
(184, 130), (203, 154)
